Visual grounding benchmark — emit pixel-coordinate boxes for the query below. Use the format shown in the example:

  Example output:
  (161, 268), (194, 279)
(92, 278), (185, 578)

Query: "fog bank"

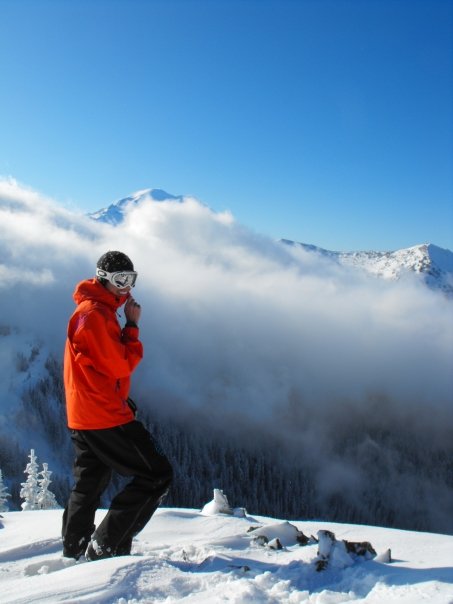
(2, 179), (452, 531)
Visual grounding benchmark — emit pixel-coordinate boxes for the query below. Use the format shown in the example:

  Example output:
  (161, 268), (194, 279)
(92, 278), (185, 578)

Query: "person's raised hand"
(125, 296), (141, 325)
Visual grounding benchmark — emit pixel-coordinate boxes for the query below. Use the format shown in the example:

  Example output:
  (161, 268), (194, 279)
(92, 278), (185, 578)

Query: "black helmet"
(96, 251), (137, 288)
(97, 251), (134, 273)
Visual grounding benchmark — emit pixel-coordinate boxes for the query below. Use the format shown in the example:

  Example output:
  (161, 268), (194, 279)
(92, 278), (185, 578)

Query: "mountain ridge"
(282, 239), (453, 295)
(88, 188), (453, 295)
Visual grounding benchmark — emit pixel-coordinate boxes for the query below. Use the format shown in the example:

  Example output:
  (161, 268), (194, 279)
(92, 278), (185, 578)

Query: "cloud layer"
(2, 177), (452, 422)
(2, 178), (452, 530)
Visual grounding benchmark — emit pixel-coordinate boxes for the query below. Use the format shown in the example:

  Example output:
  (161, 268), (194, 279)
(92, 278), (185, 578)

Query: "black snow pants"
(62, 420), (173, 558)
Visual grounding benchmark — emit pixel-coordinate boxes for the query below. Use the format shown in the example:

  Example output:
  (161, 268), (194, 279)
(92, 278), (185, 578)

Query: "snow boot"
(115, 536), (133, 556)
(62, 534), (91, 561)
(85, 538), (114, 561)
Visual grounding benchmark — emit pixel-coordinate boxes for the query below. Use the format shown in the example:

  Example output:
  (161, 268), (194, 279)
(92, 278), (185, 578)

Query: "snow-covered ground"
(1, 506), (452, 604)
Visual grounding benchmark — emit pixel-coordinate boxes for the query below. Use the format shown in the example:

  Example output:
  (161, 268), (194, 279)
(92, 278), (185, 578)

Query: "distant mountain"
(282, 240), (453, 296)
(88, 187), (453, 296)
(88, 188), (184, 225)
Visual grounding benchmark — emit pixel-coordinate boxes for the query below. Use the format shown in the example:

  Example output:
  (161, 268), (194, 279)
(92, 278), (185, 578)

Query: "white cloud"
(1, 179), (452, 483)
(0, 264), (55, 287)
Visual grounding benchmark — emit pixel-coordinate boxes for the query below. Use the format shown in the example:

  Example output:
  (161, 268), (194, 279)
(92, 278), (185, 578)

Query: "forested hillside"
(2, 351), (452, 534)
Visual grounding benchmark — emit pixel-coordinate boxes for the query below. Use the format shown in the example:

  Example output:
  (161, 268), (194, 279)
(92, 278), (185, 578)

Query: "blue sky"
(1, 0), (452, 251)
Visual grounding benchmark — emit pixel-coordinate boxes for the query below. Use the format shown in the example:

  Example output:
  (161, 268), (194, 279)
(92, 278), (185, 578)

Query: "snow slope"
(1, 507), (452, 604)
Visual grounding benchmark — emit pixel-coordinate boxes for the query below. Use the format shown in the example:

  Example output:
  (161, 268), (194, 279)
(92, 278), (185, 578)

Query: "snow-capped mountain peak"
(88, 186), (453, 296)
(88, 188), (183, 225)
(282, 240), (453, 295)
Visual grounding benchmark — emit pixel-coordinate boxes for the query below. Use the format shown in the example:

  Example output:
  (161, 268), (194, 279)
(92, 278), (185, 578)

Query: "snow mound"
(1, 508), (453, 603)
(201, 489), (233, 515)
(201, 489), (249, 518)
(247, 520), (310, 547)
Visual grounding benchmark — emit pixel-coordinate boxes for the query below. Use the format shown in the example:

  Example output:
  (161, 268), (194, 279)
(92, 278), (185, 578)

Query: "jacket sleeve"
(71, 308), (143, 379)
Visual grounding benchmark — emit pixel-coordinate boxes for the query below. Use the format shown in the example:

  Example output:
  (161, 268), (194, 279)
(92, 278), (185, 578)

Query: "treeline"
(143, 410), (316, 519)
(1, 354), (452, 535)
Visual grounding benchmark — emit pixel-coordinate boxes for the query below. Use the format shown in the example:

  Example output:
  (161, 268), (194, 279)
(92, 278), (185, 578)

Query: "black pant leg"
(78, 421), (173, 552)
(62, 430), (112, 558)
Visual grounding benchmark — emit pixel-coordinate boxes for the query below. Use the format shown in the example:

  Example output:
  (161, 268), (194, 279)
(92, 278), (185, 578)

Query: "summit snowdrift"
(1, 508), (453, 603)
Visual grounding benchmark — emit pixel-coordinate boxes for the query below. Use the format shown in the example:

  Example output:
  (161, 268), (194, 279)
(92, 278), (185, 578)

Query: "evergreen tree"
(20, 449), (40, 510)
(0, 468), (11, 512)
(37, 463), (59, 510)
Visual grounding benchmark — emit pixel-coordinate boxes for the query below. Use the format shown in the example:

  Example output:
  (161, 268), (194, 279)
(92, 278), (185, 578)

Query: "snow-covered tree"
(0, 469), (11, 512)
(37, 463), (59, 510)
(20, 449), (40, 510)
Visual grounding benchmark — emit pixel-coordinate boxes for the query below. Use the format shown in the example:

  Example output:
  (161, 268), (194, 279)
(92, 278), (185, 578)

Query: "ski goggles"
(96, 268), (138, 289)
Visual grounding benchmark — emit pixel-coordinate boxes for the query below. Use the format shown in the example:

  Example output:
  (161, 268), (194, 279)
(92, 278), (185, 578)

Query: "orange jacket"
(64, 279), (143, 429)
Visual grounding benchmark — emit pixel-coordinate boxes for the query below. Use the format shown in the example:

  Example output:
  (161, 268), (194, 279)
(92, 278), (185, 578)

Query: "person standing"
(62, 251), (173, 561)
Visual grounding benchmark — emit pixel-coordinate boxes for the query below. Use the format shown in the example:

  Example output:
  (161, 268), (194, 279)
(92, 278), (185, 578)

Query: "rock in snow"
(1, 507), (452, 604)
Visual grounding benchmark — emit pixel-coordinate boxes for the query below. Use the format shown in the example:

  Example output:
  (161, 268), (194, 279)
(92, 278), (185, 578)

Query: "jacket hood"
(73, 278), (129, 310)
